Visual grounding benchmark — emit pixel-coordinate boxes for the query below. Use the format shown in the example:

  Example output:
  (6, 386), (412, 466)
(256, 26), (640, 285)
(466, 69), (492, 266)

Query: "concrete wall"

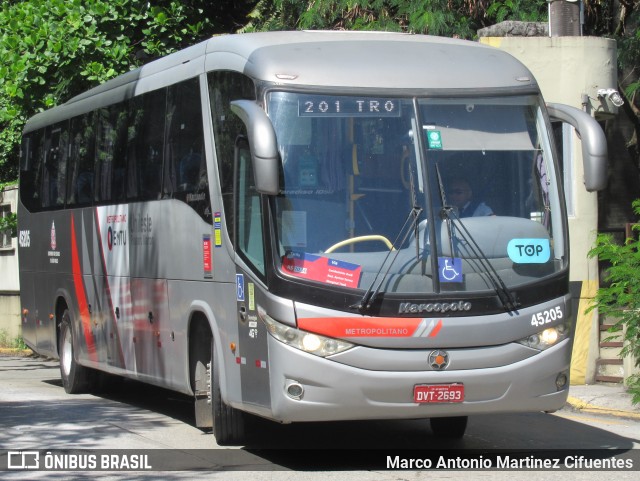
(0, 185), (21, 342)
(478, 38), (616, 283)
(0, 294), (21, 342)
(479, 36), (618, 384)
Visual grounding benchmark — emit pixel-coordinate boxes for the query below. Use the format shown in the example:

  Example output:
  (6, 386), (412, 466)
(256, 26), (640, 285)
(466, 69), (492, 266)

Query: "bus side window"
(95, 103), (128, 204)
(236, 137), (265, 276)
(112, 106), (128, 203)
(164, 78), (206, 195)
(40, 123), (69, 209)
(208, 71), (256, 246)
(67, 113), (95, 207)
(20, 131), (44, 212)
(127, 89), (166, 202)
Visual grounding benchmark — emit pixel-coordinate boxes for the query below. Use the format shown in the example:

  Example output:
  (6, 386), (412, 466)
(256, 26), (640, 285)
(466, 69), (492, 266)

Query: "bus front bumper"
(264, 336), (571, 423)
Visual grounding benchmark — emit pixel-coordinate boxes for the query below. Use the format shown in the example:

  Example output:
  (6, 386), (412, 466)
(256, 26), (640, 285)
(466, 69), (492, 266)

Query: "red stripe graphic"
(297, 317), (442, 338)
(428, 319), (443, 337)
(70, 215), (97, 361)
(94, 208), (125, 367)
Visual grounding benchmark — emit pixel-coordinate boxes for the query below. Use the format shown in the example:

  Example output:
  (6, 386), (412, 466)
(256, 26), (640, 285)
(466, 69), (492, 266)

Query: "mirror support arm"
(547, 103), (608, 192)
(231, 100), (280, 195)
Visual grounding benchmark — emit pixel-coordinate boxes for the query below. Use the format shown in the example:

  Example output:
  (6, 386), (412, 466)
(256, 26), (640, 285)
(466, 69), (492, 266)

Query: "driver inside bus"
(449, 177), (493, 217)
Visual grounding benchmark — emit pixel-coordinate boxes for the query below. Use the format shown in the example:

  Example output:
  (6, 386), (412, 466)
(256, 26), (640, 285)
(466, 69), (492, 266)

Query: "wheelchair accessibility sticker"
(438, 257), (463, 283)
(236, 274), (245, 301)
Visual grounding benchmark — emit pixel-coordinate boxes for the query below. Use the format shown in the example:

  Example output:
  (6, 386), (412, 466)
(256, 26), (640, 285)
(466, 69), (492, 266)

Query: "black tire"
(211, 338), (246, 445)
(58, 309), (95, 394)
(429, 416), (468, 439)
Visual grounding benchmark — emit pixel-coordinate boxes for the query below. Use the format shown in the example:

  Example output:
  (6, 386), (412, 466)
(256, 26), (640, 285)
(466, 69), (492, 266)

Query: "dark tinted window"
(41, 123), (69, 209)
(127, 89), (166, 201)
(95, 104), (128, 204)
(165, 78), (211, 221)
(165, 78), (205, 195)
(236, 138), (265, 276)
(67, 113), (96, 206)
(19, 131), (44, 212)
(21, 78), (213, 212)
(208, 71), (255, 243)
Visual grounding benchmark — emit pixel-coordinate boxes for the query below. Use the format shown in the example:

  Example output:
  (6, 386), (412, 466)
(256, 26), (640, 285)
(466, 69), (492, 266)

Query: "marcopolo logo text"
(399, 301), (471, 314)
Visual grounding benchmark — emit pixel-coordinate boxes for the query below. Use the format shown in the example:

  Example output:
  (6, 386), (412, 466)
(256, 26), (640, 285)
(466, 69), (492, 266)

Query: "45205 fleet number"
(531, 306), (563, 327)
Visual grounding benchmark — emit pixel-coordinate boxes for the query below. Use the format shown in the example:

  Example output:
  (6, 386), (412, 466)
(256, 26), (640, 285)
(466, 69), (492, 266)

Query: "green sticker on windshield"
(426, 130), (442, 149)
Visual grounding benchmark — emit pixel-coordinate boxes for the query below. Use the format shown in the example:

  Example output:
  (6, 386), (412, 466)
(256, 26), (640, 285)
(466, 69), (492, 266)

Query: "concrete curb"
(566, 395), (640, 420)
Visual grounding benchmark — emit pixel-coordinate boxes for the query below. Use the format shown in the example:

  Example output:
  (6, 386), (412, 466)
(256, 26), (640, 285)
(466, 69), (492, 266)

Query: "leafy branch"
(588, 199), (640, 404)
(0, 211), (17, 238)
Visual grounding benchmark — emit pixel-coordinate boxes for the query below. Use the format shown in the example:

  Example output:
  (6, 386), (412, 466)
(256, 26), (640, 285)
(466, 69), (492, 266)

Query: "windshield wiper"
(434, 164), (457, 261)
(434, 163), (519, 313)
(407, 149), (423, 264)
(446, 211), (520, 312)
(352, 154), (424, 314)
(351, 204), (422, 314)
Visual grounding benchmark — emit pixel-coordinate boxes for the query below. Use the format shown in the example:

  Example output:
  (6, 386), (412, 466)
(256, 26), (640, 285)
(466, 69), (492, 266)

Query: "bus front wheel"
(211, 339), (246, 446)
(59, 310), (94, 394)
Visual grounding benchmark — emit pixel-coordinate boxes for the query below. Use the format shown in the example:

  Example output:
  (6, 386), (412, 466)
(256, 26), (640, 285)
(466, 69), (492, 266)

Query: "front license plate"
(414, 384), (464, 403)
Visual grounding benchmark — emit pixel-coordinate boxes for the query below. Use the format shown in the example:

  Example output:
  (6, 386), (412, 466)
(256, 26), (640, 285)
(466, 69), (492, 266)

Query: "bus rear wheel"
(59, 310), (94, 394)
(429, 416), (468, 439)
(210, 339), (246, 446)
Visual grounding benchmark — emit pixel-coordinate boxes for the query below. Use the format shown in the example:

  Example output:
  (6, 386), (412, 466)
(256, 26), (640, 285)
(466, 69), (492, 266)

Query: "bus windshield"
(267, 92), (564, 295)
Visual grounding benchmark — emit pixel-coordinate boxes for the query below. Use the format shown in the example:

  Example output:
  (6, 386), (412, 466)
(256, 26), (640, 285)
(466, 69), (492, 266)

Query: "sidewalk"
(567, 383), (640, 420)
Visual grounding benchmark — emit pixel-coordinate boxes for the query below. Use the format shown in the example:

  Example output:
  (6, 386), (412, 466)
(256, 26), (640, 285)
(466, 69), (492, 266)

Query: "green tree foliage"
(588, 199), (640, 404)
(616, 8), (640, 100)
(0, 181), (17, 237)
(2, 1), (638, 181)
(0, 211), (17, 239)
(0, 0), (224, 182)
(242, 1), (547, 35)
(582, 1), (640, 89)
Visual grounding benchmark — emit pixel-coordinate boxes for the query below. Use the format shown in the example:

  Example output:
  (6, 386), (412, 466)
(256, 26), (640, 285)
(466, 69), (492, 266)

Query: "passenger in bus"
(449, 177), (493, 217)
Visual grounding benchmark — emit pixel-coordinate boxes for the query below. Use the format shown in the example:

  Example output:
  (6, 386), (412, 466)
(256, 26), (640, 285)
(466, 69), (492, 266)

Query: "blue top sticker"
(507, 239), (551, 264)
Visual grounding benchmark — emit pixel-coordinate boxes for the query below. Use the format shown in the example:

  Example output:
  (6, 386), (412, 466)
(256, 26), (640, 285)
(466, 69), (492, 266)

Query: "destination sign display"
(298, 97), (401, 117)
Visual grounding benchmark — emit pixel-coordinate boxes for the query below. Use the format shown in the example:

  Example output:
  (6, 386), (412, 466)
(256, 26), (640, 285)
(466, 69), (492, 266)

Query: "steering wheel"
(325, 235), (395, 253)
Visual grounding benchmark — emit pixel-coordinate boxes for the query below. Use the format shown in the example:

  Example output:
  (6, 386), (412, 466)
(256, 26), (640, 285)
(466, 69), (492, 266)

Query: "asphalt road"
(1, 354), (639, 480)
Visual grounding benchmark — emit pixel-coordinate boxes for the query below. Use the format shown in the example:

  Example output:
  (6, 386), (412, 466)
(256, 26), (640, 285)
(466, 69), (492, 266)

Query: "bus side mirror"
(230, 100), (279, 195)
(546, 103), (608, 192)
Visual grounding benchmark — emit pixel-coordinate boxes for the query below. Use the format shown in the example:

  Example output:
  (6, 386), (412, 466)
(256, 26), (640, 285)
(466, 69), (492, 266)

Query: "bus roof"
(204, 30), (536, 90)
(24, 31), (537, 133)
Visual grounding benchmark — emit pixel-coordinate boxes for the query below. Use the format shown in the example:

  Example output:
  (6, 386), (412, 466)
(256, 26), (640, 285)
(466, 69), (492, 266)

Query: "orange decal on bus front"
(297, 317), (443, 338)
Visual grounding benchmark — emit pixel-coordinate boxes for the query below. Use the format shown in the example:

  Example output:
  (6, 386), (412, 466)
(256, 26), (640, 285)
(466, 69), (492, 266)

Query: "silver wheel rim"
(61, 327), (72, 376)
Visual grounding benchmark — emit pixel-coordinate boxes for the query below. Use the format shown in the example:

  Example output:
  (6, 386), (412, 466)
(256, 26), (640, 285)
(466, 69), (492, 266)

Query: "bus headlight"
(258, 306), (353, 357)
(517, 323), (568, 350)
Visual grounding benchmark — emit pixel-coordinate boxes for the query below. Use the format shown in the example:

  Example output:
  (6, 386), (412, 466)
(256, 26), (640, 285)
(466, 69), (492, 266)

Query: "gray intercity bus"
(17, 31), (607, 444)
